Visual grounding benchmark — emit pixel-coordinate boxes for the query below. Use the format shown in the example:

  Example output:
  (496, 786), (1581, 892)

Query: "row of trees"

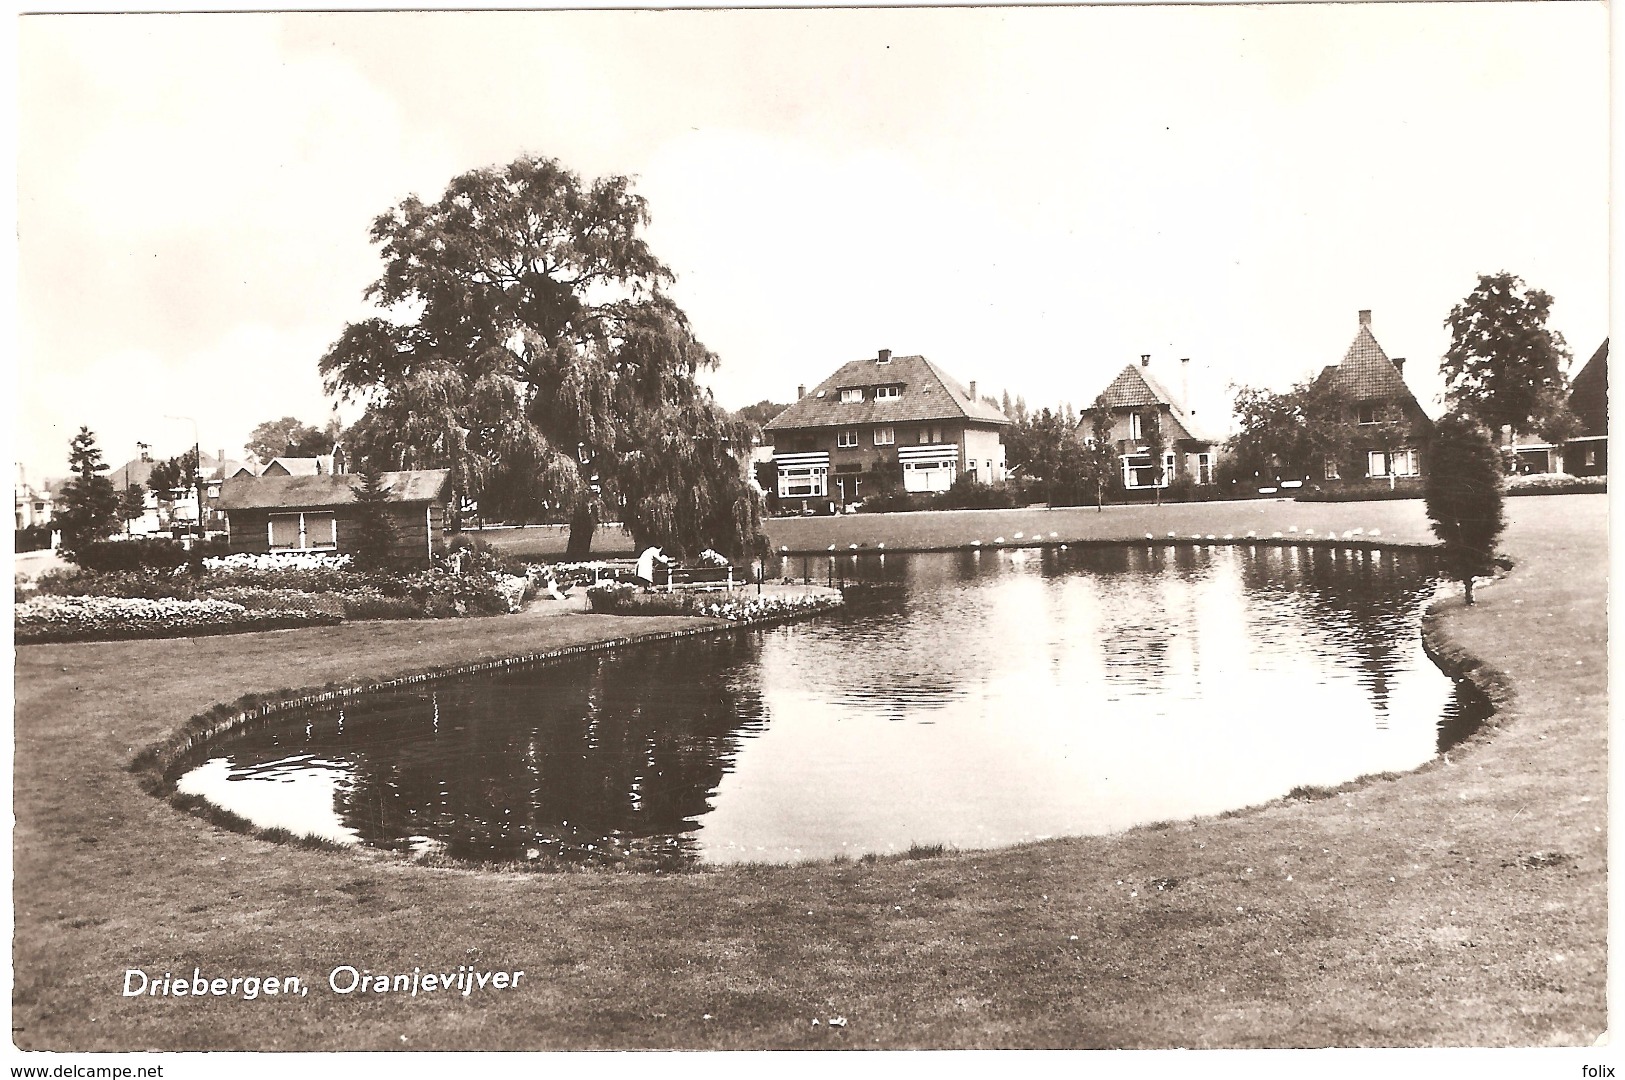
(1000, 395), (1130, 509)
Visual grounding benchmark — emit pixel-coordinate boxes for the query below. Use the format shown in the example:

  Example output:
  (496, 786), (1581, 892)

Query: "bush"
(204, 586), (347, 617)
(16, 525), (53, 553)
(937, 477), (1019, 510)
(857, 490), (926, 514)
(338, 590), (423, 621)
(1296, 478), (1427, 503)
(200, 563), (386, 596)
(68, 536), (230, 573)
(443, 534), (527, 577)
(70, 538), (190, 573)
(859, 478), (1019, 513)
(32, 568), (197, 600)
(585, 581), (638, 613)
(400, 568), (510, 618)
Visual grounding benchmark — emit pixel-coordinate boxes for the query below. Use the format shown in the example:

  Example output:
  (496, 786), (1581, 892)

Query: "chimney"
(1392, 357), (1406, 377)
(968, 380), (977, 401)
(1180, 358), (1190, 414)
(1140, 354), (1150, 368)
(1359, 309), (1372, 328)
(878, 349), (892, 364)
(797, 384), (806, 400)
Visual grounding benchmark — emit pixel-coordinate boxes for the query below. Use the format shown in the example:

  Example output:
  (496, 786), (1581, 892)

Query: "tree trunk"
(1464, 575), (1476, 605)
(565, 500), (598, 560)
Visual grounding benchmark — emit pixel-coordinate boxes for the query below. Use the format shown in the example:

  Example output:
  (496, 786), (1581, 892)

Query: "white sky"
(13, 3), (1609, 483)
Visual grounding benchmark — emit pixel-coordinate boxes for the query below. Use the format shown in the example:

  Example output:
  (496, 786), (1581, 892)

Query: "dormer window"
(875, 385), (902, 400)
(839, 388), (864, 404)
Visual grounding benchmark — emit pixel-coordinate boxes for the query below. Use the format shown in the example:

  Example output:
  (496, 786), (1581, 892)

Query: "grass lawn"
(763, 497), (1439, 552)
(11, 494), (1605, 1050)
(454, 499), (1435, 563)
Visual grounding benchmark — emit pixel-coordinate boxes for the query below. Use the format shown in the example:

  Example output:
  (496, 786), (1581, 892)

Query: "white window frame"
(267, 511), (337, 551)
(1130, 412), (1143, 440)
(1391, 448), (1418, 477)
(1122, 453), (1167, 489)
(875, 385), (902, 400)
(837, 429), (858, 448)
(873, 426), (895, 446)
(1324, 458), (1340, 480)
(777, 466), (827, 499)
(839, 388), (864, 404)
(1367, 451), (1389, 478)
(1197, 452), (1212, 485)
(1358, 404), (1377, 425)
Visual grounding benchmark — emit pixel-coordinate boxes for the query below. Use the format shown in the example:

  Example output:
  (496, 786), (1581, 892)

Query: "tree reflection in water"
(208, 634), (771, 866)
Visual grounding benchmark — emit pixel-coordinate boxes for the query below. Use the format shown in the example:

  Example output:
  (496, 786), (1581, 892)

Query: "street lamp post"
(165, 415), (202, 539)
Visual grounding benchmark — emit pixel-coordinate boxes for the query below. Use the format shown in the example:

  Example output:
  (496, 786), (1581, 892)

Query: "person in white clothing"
(635, 546), (668, 586)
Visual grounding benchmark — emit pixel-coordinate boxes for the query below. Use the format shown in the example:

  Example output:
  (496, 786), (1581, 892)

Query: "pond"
(174, 544), (1483, 867)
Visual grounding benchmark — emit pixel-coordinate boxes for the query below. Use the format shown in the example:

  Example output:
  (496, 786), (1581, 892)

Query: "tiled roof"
(1085, 364), (1208, 443)
(764, 353), (1011, 432)
(1317, 322), (1415, 404)
(219, 469), (452, 511)
(1570, 339), (1608, 436)
(263, 457), (327, 477)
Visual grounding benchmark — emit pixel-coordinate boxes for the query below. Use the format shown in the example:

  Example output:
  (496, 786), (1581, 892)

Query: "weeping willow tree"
(321, 155), (766, 560)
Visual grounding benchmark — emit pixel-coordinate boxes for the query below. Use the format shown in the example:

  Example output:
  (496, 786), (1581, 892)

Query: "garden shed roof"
(219, 470), (452, 511)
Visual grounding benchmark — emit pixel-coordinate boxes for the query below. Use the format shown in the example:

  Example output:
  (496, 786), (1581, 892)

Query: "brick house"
(219, 469), (452, 566)
(1075, 355), (1218, 491)
(1314, 310), (1433, 482)
(762, 350), (1011, 510)
(1564, 339), (1607, 477)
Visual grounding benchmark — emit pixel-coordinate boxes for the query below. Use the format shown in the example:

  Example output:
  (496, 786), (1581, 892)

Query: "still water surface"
(176, 545), (1479, 865)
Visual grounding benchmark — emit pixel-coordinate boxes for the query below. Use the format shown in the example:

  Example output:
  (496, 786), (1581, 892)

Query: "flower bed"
(1504, 473), (1606, 496)
(202, 552), (354, 571)
(14, 595), (340, 644)
(586, 583), (842, 622)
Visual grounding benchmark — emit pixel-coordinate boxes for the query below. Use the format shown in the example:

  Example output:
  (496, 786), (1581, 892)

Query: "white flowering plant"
(202, 552), (354, 571)
(14, 594), (340, 644)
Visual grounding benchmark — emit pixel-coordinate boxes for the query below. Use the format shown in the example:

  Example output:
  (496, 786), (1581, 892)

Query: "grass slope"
(11, 495), (1605, 1049)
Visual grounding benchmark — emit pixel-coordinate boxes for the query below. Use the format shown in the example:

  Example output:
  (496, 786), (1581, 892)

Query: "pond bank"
(761, 498), (1438, 554)
(11, 494), (1605, 1049)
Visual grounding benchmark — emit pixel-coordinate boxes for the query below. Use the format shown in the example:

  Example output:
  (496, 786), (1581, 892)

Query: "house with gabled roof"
(260, 455), (335, 477)
(1313, 309), (1433, 482)
(1076, 355), (1218, 491)
(762, 349), (1012, 510)
(1564, 339), (1607, 477)
(218, 469), (453, 566)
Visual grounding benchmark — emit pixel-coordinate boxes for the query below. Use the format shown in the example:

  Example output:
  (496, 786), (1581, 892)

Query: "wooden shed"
(219, 469), (452, 566)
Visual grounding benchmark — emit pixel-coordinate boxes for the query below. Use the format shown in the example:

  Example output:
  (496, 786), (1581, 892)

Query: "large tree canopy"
(1442, 272), (1572, 439)
(246, 417), (342, 462)
(320, 155), (766, 560)
(1225, 379), (1357, 482)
